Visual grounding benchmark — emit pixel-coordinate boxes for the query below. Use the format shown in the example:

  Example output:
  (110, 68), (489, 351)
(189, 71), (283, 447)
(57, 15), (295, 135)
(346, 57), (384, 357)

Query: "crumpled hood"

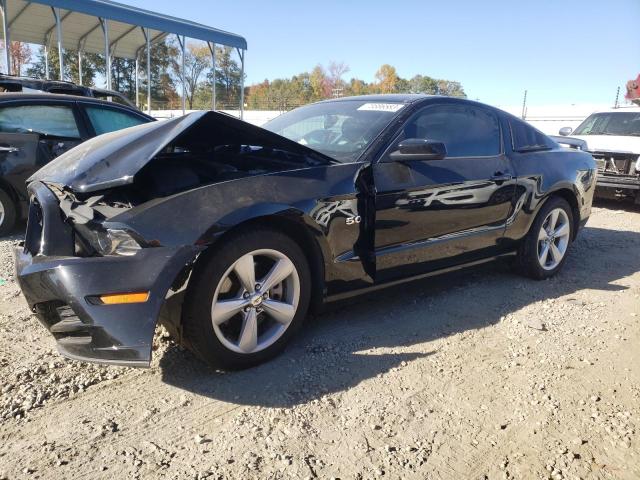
(29, 110), (327, 193)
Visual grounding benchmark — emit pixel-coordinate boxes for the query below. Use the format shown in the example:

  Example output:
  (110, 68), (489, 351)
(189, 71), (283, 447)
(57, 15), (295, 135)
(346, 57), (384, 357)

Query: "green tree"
(172, 43), (211, 109)
(140, 40), (180, 109)
(345, 78), (368, 96)
(26, 46), (103, 86)
(435, 79), (466, 97)
(202, 46), (242, 109)
(408, 74), (438, 94)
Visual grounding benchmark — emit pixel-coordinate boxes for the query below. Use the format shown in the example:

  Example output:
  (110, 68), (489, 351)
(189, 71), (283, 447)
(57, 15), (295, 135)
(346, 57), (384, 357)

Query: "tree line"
(6, 41), (465, 111)
(247, 62), (466, 110)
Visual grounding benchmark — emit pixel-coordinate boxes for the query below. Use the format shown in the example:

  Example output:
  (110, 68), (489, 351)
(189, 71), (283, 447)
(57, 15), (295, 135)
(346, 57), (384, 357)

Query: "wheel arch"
(546, 187), (581, 240)
(193, 210), (328, 314)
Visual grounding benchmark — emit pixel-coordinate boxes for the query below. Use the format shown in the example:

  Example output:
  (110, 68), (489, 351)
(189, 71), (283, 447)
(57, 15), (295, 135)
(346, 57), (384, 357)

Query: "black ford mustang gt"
(15, 95), (596, 369)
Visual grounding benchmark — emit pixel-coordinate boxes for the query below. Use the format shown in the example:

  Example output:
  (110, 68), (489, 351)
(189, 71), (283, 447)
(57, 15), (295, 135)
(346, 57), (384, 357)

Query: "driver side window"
(403, 104), (501, 157)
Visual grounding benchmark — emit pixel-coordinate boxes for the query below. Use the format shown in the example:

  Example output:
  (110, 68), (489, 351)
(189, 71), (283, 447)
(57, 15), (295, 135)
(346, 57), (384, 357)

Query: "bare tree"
(8, 41), (31, 76)
(327, 61), (349, 96)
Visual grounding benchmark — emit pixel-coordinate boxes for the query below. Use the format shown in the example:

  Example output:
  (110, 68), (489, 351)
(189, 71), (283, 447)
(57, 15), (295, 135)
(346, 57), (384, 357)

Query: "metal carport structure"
(0, 0), (247, 116)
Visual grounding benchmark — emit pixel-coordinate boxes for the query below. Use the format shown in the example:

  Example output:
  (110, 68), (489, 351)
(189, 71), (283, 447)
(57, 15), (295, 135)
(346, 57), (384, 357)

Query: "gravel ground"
(0, 202), (638, 479)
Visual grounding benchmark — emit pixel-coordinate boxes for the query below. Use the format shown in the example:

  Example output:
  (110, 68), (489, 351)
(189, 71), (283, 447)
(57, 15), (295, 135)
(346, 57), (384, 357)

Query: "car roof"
(590, 106), (640, 114)
(316, 94), (506, 114)
(0, 92), (152, 117)
(318, 94), (434, 104)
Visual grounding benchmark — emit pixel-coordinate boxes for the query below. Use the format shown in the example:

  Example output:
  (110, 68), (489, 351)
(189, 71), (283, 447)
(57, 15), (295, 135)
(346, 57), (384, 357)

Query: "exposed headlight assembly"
(635, 155), (640, 173)
(76, 226), (142, 256)
(94, 229), (142, 256)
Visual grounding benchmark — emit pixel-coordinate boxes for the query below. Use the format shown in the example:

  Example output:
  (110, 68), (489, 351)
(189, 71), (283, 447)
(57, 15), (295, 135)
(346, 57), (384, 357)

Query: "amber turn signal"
(99, 292), (150, 305)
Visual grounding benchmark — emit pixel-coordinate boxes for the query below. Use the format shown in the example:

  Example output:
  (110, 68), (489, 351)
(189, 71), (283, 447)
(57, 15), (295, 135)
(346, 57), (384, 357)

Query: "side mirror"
(389, 138), (447, 162)
(559, 127), (573, 136)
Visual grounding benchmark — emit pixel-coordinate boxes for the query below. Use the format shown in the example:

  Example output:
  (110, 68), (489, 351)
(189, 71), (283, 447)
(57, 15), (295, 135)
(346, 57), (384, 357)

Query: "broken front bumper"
(14, 245), (199, 367)
(596, 172), (640, 191)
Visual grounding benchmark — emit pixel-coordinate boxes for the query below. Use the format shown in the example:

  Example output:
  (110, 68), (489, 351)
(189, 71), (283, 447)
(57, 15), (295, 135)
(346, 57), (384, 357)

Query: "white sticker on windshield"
(357, 103), (405, 112)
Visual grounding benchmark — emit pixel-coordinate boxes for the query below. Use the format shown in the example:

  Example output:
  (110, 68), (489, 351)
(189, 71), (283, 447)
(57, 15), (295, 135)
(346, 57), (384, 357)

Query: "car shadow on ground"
(159, 225), (640, 408)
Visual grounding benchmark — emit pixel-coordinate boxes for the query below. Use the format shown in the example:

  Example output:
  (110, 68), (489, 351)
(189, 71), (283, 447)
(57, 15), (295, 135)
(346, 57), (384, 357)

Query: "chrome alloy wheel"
(537, 208), (571, 270)
(0, 199), (5, 227)
(210, 249), (300, 354)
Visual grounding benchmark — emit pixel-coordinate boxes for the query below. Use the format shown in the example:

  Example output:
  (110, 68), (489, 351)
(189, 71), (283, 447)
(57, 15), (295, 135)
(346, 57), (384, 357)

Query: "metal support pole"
(78, 50), (82, 84)
(52, 7), (64, 80)
(0, 0), (10, 75)
(44, 43), (49, 79)
(238, 49), (245, 120)
(207, 42), (216, 110)
(142, 27), (150, 114)
(177, 35), (186, 115)
(134, 55), (139, 108)
(100, 18), (111, 90)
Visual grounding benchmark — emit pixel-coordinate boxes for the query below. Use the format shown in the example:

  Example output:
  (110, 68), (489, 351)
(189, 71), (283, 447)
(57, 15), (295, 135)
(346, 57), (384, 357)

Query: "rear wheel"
(516, 196), (574, 280)
(0, 188), (17, 237)
(182, 228), (311, 369)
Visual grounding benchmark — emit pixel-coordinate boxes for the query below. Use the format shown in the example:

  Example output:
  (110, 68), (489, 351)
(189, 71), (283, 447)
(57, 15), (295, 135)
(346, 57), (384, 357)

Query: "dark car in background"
(0, 74), (139, 109)
(14, 95), (596, 370)
(0, 89), (153, 234)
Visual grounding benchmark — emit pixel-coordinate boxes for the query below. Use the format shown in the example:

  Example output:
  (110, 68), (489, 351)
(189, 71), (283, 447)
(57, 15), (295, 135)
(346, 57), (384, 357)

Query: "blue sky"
(127, 0), (639, 106)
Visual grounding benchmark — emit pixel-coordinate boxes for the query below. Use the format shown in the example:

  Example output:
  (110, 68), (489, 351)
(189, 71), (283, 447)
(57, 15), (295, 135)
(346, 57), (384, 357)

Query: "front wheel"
(182, 228), (311, 369)
(516, 197), (574, 280)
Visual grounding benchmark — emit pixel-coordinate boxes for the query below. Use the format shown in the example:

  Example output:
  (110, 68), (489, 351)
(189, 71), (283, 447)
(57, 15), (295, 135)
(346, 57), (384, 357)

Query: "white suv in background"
(558, 107), (640, 204)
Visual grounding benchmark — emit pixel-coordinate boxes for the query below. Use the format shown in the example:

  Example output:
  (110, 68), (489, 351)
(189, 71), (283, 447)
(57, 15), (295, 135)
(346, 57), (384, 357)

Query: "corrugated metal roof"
(4, 0), (247, 59)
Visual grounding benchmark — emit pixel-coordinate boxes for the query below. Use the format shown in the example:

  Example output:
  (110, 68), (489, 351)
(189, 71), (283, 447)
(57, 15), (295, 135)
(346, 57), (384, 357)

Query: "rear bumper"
(14, 245), (200, 367)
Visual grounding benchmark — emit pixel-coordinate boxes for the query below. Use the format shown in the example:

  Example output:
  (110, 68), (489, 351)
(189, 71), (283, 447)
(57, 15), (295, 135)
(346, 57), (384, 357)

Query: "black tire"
(0, 188), (17, 237)
(516, 196), (574, 280)
(182, 228), (311, 370)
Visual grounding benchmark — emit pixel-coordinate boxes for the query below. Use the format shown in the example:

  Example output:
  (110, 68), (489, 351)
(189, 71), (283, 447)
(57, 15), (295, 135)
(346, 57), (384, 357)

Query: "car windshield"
(573, 111), (640, 136)
(262, 100), (406, 162)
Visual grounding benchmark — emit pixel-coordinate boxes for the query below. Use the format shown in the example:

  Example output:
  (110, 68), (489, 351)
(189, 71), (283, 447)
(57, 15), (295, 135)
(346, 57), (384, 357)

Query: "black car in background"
(15, 95), (596, 370)
(0, 92), (153, 234)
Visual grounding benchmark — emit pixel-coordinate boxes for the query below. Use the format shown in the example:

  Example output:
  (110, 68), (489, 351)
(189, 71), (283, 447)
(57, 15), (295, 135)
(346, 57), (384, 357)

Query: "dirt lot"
(0, 202), (638, 480)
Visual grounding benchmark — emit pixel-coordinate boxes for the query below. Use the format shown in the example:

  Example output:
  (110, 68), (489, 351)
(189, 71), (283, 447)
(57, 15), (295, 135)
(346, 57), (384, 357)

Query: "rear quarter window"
(510, 118), (556, 152)
(85, 106), (148, 136)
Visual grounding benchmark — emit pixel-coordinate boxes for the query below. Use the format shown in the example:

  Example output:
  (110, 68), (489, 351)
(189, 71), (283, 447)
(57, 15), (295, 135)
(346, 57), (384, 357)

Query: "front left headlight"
(76, 226), (142, 256)
(635, 155), (640, 173)
(95, 229), (141, 256)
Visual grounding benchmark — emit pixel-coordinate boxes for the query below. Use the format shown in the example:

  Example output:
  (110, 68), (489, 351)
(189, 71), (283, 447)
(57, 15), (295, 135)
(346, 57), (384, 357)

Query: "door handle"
(490, 172), (512, 183)
(0, 146), (19, 153)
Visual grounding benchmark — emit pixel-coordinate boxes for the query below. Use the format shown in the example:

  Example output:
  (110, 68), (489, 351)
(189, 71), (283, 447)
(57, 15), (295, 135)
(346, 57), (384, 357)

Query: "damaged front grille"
(591, 151), (639, 176)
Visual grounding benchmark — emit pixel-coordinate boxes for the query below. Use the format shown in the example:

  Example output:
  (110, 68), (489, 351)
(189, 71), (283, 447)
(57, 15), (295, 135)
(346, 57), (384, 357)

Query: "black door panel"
(0, 132), (82, 202)
(374, 156), (516, 281)
(372, 102), (517, 283)
(0, 133), (40, 202)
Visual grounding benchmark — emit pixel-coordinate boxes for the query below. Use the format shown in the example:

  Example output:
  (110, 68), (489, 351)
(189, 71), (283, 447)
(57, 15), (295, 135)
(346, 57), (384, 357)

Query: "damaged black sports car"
(15, 95), (596, 369)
